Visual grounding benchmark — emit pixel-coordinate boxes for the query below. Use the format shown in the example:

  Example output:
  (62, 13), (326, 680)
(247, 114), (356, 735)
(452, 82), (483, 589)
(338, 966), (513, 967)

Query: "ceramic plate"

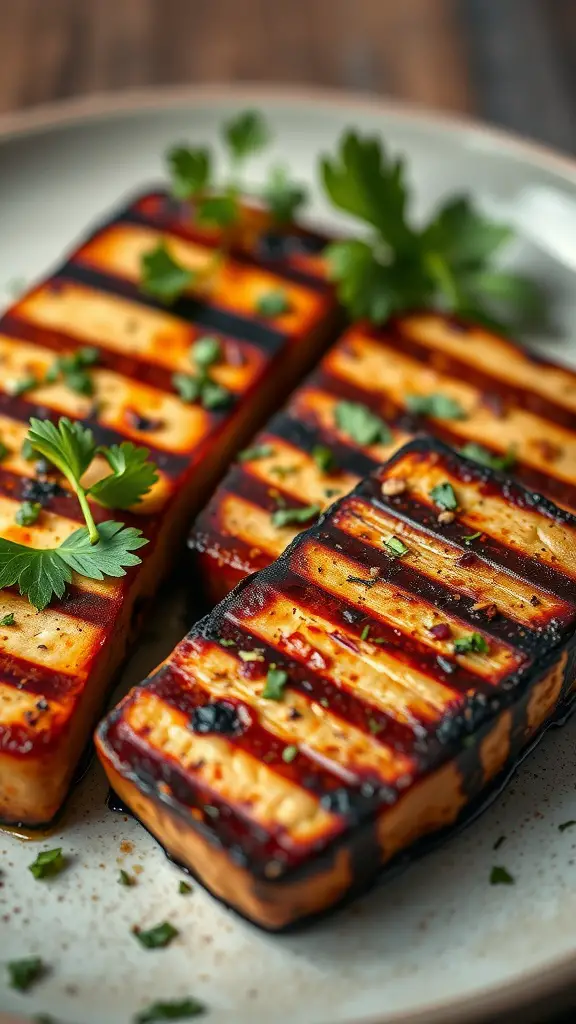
(1, 85), (576, 1024)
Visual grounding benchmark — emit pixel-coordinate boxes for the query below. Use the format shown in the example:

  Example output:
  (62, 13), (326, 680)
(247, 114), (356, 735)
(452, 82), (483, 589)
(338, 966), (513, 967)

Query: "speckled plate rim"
(1, 82), (576, 1024)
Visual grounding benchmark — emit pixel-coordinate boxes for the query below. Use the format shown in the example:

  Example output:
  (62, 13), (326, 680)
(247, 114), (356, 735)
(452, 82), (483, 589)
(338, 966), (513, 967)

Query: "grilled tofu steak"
(192, 313), (576, 603)
(0, 191), (337, 827)
(97, 437), (576, 930)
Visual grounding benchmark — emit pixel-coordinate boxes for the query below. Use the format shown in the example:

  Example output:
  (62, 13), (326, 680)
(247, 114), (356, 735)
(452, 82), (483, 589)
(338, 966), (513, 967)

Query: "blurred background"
(1, 0), (575, 152)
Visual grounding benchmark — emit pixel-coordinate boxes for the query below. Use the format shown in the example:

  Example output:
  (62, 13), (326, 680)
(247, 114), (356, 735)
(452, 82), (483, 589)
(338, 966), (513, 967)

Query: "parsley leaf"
(28, 847), (66, 880)
(558, 821), (576, 832)
(263, 166), (307, 224)
(320, 133), (544, 329)
(200, 379), (233, 411)
(460, 442), (517, 472)
(429, 482), (458, 511)
(238, 444), (275, 463)
(190, 336), (222, 369)
(172, 373), (202, 404)
(89, 443), (159, 509)
(0, 523), (147, 611)
(334, 400), (391, 446)
(15, 500), (41, 526)
(256, 289), (291, 317)
(321, 131), (411, 247)
(133, 921), (179, 950)
(136, 997), (206, 1022)
(454, 632), (489, 655)
(490, 865), (515, 885)
(385, 536), (409, 558)
(119, 869), (135, 886)
(197, 193), (238, 228)
(312, 445), (337, 474)
(179, 880), (193, 895)
(141, 242), (194, 304)
(0, 612), (15, 626)
(168, 145), (211, 200)
(271, 504), (320, 529)
(223, 110), (270, 164)
(7, 956), (45, 991)
(406, 393), (466, 420)
(263, 667), (288, 700)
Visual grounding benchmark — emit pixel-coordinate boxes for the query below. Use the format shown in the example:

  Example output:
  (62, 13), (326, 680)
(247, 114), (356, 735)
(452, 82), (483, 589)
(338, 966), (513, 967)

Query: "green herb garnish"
(7, 956), (45, 991)
(312, 445), (337, 474)
(168, 146), (211, 200)
(334, 400), (391, 446)
(219, 638), (236, 648)
(263, 165), (308, 224)
(28, 847), (66, 880)
(197, 193), (238, 228)
(263, 667), (288, 700)
(360, 625), (370, 641)
(141, 241), (195, 304)
(282, 744), (299, 764)
(135, 997), (206, 1022)
(460, 442), (517, 472)
(256, 289), (291, 318)
(119, 869), (135, 887)
(238, 444), (275, 463)
(21, 438), (35, 460)
(463, 531), (482, 543)
(172, 372), (232, 411)
(15, 500), (41, 527)
(238, 649), (264, 662)
(406, 393), (465, 420)
(385, 536), (409, 558)
(0, 418), (151, 609)
(321, 131), (544, 330)
(172, 373), (202, 404)
(0, 612), (15, 626)
(558, 821), (576, 832)
(490, 865), (515, 885)
(271, 504), (320, 529)
(224, 110), (270, 165)
(8, 374), (38, 397)
(0, 440), (9, 461)
(178, 880), (193, 895)
(199, 379), (233, 411)
(189, 336), (222, 369)
(454, 632), (489, 655)
(133, 921), (179, 950)
(430, 482), (458, 511)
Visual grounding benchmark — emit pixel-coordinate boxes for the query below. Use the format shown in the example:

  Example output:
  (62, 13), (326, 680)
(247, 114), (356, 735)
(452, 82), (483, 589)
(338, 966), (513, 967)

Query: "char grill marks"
(191, 313), (576, 593)
(103, 439), (576, 875)
(0, 191), (335, 766)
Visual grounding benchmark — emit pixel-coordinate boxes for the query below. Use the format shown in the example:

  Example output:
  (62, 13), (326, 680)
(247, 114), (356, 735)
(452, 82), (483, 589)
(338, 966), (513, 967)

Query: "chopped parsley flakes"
(132, 921), (179, 949)
(429, 482), (458, 511)
(453, 632), (489, 655)
(405, 392), (465, 420)
(490, 865), (515, 885)
(7, 955), (45, 991)
(334, 400), (391, 446)
(28, 847), (66, 880)
(263, 667), (288, 700)
(385, 535), (409, 558)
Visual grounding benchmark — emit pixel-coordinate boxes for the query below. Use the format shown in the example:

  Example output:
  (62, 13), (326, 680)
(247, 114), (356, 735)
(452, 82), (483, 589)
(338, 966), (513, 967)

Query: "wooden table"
(1, 2), (576, 1022)
(1, 0), (575, 153)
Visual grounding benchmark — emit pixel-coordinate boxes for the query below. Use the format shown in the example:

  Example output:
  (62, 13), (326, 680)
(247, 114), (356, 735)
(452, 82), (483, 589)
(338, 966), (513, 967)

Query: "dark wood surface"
(0, 0), (575, 152)
(0, 3), (575, 1023)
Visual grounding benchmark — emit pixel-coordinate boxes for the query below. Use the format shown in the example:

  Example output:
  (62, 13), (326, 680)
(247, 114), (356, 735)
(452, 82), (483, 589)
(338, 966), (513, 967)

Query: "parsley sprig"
(321, 131), (544, 330)
(0, 418), (155, 609)
(143, 111), (308, 304)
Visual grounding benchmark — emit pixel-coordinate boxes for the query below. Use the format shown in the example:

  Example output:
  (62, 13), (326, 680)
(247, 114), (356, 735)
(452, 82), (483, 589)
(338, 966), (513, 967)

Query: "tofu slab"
(0, 190), (337, 826)
(97, 438), (576, 930)
(192, 313), (576, 602)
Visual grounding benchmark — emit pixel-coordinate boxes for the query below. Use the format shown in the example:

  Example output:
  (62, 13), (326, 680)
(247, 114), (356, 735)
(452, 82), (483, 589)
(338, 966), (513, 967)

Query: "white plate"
(1, 85), (576, 1024)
